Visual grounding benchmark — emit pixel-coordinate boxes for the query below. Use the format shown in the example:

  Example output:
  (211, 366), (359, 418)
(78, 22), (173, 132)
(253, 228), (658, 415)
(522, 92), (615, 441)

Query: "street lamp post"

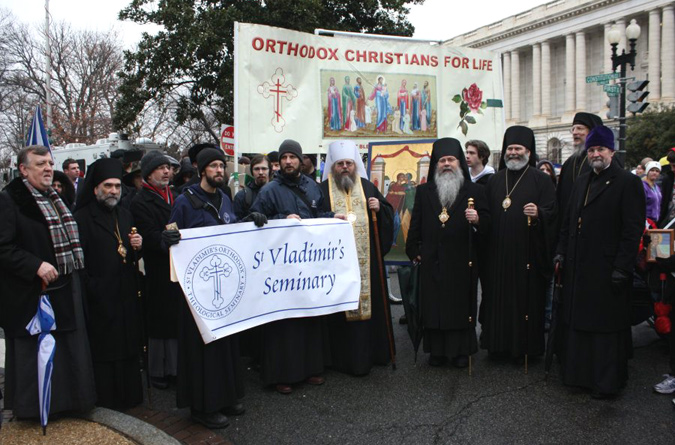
(607, 19), (641, 165)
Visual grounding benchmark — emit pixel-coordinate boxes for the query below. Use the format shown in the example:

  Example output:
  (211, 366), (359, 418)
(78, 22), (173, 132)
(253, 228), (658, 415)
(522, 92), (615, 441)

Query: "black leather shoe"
(191, 409), (230, 429)
(399, 315), (408, 325)
(221, 403), (245, 416)
(150, 376), (169, 390)
(452, 355), (469, 368)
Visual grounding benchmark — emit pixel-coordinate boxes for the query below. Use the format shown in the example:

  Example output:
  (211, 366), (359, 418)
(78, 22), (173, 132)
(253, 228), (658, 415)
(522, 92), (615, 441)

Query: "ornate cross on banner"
(257, 68), (298, 132)
(199, 255), (232, 309)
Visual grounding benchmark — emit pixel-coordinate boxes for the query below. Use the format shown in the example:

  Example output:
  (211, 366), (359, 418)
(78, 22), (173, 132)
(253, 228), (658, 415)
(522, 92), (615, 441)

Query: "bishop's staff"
(371, 209), (397, 370)
(524, 215), (532, 374)
(467, 197), (475, 376)
(131, 227), (152, 407)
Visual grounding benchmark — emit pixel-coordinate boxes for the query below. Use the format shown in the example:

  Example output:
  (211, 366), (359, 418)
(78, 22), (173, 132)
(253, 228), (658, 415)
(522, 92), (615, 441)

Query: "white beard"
(435, 168), (464, 208)
(505, 153), (530, 171)
(332, 170), (356, 193)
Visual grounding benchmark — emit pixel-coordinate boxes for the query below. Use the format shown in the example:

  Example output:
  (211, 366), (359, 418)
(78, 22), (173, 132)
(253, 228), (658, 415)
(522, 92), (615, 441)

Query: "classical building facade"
(444, 0), (675, 165)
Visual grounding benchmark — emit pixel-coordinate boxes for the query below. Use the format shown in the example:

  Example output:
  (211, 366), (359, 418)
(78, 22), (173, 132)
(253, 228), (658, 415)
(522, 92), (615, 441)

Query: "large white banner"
(234, 22), (504, 154)
(170, 219), (360, 344)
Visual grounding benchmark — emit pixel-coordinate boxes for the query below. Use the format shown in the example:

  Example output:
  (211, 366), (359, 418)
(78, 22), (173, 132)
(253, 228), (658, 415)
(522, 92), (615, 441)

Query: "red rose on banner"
(452, 84), (487, 136)
(463, 83), (483, 112)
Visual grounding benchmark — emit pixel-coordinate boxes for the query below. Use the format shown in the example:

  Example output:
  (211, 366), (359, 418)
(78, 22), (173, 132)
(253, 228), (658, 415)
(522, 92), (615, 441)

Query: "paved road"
(2, 276), (674, 444)
(141, 273), (674, 445)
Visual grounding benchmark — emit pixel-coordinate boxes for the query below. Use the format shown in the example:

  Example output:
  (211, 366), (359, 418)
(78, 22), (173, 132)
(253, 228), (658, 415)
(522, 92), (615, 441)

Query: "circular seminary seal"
(183, 244), (246, 320)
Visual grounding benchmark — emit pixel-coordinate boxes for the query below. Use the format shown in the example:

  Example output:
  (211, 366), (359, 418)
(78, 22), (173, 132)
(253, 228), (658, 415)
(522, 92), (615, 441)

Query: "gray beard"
(435, 168), (464, 208)
(96, 190), (120, 209)
(589, 157), (610, 171)
(505, 153), (530, 171)
(333, 170), (356, 193)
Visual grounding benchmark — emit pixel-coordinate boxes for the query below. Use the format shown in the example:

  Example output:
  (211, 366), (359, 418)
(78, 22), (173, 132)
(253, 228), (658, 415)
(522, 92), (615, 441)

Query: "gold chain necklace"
(502, 164), (530, 211)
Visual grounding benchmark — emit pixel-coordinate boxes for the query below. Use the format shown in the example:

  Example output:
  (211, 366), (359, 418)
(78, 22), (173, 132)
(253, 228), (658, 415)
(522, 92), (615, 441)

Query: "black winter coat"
(130, 188), (181, 338)
(0, 178), (78, 337)
(556, 163), (645, 332)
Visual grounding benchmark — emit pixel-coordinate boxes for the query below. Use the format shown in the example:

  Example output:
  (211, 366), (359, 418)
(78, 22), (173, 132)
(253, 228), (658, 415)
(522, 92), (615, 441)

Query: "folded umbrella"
(398, 263), (423, 363)
(26, 292), (57, 435)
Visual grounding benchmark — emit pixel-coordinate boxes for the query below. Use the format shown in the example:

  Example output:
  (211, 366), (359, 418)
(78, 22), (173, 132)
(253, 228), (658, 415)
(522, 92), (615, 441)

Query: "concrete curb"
(79, 407), (181, 445)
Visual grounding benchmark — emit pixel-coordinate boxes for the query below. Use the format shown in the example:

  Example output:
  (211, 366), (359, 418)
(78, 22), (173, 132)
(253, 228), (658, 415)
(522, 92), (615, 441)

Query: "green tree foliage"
(626, 104), (675, 166)
(114, 0), (424, 142)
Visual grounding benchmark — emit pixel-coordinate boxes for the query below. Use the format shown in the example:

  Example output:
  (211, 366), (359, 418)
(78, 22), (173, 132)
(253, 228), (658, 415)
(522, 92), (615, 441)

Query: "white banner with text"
(170, 218), (360, 344)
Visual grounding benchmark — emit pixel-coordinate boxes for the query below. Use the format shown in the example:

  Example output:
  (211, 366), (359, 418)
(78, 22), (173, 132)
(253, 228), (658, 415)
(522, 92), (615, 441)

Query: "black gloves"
(161, 229), (181, 250)
(611, 268), (631, 293)
(642, 233), (652, 248)
(241, 212), (268, 227)
(553, 254), (564, 271)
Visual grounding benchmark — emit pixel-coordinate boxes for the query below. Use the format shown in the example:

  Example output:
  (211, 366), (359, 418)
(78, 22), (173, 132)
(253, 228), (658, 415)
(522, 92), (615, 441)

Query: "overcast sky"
(1, 0), (549, 48)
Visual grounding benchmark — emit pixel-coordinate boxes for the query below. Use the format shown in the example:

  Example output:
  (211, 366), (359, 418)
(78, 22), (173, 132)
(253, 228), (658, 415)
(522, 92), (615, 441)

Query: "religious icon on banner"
(368, 139), (436, 263)
(321, 70), (437, 139)
(646, 229), (674, 262)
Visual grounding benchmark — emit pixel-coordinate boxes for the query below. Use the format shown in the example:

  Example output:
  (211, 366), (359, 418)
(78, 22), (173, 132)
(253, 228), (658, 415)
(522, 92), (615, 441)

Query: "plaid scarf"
(23, 178), (85, 274)
(142, 180), (174, 205)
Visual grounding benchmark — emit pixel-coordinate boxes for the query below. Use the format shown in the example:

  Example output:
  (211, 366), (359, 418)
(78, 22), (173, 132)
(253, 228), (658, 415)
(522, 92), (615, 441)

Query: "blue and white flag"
(26, 105), (53, 158)
(170, 218), (361, 344)
(26, 293), (57, 435)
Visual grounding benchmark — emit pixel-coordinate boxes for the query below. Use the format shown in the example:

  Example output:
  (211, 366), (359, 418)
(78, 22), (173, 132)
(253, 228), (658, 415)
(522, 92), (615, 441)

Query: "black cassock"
(556, 163), (644, 394)
(406, 180), (489, 359)
(481, 167), (557, 358)
(75, 201), (143, 410)
(319, 178), (395, 376)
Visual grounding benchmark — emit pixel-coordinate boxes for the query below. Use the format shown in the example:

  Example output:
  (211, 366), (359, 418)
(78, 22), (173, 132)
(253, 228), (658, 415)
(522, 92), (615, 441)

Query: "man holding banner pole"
(319, 140), (396, 376)
(163, 147), (267, 429)
(251, 139), (344, 394)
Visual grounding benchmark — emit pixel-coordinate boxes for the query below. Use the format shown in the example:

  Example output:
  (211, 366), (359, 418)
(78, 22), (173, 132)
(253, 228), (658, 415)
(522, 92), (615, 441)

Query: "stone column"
(662, 5), (675, 100)
(575, 31), (586, 111)
(532, 43), (542, 116)
(604, 23), (613, 74)
(503, 52), (512, 120)
(565, 34), (576, 114)
(511, 50), (521, 122)
(649, 9), (662, 100)
(541, 41), (551, 116)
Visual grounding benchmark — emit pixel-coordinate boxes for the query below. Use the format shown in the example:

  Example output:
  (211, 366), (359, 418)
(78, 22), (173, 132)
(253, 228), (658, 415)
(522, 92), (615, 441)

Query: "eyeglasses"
(335, 161), (354, 167)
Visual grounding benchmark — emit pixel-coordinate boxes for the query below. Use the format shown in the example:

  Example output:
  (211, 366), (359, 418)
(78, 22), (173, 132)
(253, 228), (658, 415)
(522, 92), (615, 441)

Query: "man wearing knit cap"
(319, 140), (396, 375)
(179, 143), (233, 200)
(131, 150), (180, 390)
(406, 138), (490, 368)
(267, 150), (280, 172)
(74, 158), (144, 410)
(251, 139), (341, 393)
(555, 125), (644, 399)
(163, 147), (266, 428)
(481, 126), (557, 363)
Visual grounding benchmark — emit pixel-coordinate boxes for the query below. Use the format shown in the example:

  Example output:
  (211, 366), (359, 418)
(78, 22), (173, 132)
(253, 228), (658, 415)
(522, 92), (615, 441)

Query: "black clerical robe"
(556, 163), (644, 394)
(406, 180), (489, 358)
(319, 177), (395, 375)
(75, 201), (143, 410)
(481, 167), (557, 358)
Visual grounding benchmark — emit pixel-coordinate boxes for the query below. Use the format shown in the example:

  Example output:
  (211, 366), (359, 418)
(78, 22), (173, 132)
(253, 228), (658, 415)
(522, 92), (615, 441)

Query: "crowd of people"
(0, 111), (672, 432)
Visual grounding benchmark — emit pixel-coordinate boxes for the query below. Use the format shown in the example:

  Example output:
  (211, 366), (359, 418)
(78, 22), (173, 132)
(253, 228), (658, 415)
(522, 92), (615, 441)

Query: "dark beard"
(281, 165), (302, 181)
(206, 175), (224, 189)
(435, 168), (464, 208)
(332, 170), (356, 193)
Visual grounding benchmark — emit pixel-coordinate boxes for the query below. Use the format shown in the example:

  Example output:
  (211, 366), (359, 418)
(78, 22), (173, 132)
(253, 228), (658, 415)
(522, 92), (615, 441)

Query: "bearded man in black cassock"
(481, 126), (557, 361)
(319, 140), (395, 376)
(74, 158), (144, 410)
(406, 138), (490, 367)
(555, 126), (644, 399)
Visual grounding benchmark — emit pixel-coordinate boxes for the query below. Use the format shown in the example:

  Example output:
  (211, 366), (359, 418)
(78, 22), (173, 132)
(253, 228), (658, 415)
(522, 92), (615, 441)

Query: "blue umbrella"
(25, 105), (53, 158)
(25, 293), (57, 435)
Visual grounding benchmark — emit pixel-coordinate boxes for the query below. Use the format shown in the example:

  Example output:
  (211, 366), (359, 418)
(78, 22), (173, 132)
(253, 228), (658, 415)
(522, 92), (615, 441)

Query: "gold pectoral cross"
(439, 207), (449, 227)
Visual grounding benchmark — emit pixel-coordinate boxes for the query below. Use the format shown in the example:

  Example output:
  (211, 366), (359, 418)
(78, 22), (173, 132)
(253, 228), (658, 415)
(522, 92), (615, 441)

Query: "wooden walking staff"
(467, 198), (475, 376)
(371, 209), (397, 370)
(131, 227), (152, 407)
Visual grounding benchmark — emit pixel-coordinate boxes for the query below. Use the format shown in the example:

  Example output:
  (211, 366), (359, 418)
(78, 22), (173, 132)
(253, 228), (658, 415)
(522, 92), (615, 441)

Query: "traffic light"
(626, 80), (649, 114)
(606, 94), (619, 119)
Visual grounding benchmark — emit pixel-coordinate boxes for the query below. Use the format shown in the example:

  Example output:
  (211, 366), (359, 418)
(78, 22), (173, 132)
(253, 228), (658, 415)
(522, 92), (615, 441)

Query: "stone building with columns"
(445, 0), (674, 166)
